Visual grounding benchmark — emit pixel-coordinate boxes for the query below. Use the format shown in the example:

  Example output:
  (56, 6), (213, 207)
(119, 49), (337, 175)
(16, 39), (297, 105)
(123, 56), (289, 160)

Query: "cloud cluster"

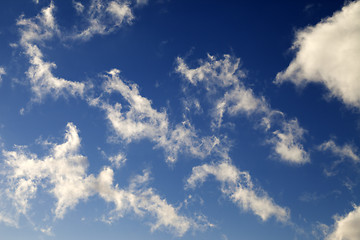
(89, 69), (220, 163)
(276, 1), (360, 109)
(1, 123), (198, 236)
(176, 54), (309, 164)
(186, 160), (290, 222)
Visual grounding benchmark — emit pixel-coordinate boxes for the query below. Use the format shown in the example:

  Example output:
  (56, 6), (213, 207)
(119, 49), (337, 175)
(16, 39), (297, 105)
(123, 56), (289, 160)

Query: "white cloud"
(326, 205), (360, 240)
(0, 67), (5, 84)
(186, 161), (290, 222)
(107, 1), (134, 26)
(176, 54), (309, 164)
(1, 123), (203, 236)
(176, 54), (245, 91)
(212, 85), (268, 128)
(73, 1), (85, 14)
(318, 140), (360, 162)
(89, 69), (219, 163)
(25, 44), (86, 102)
(275, 1), (360, 109)
(15, 1), (140, 102)
(270, 119), (310, 164)
(17, 3), (86, 102)
(3, 123), (94, 218)
(72, 0), (134, 41)
(96, 168), (195, 236)
(108, 152), (127, 168)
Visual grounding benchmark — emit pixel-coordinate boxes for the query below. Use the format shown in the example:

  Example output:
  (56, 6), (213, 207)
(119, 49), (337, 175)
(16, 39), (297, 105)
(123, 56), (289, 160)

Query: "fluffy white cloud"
(3, 123), (94, 218)
(0, 67), (5, 84)
(186, 161), (290, 222)
(319, 140), (359, 162)
(326, 205), (360, 240)
(276, 1), (360, 109)
(89, 69), (219, 163)
(17, 3), (86, 102)
(1, 123), (203, 236)
(176, 54), (309, 164)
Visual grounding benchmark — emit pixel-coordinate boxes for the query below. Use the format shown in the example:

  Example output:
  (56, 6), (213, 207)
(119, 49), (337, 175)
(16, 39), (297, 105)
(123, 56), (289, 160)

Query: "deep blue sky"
(0, 0), (359, 239)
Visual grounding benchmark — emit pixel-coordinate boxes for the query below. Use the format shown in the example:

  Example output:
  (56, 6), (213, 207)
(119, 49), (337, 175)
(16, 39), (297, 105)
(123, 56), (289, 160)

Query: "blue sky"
(0, 0), (360, 239)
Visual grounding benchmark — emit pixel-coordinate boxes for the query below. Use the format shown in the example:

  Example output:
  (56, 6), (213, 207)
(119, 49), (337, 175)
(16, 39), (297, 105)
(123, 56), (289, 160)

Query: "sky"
(0, 0), (359, 239)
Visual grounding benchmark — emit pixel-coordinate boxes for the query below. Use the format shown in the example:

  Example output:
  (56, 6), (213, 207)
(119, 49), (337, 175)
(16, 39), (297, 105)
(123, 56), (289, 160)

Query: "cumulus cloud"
(186, 161), (290, 222)
(318, 140), (360, 162)
(17, 3), (85, 102)
(275, 1), (360, 109)
(89, 69), (219, 163)
(0, 67), (5, 84)
(1, 123), (202, 236)
(326, 205), (360, 240)
(176, 54), (309, 164)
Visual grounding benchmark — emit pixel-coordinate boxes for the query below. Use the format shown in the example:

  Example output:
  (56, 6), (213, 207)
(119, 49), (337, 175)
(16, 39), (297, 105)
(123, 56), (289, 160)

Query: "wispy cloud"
(0, 67), (5, 85)
(15, 1), (142, 103)
(318, 140), (359, 162)
(97, 168), (196, 236)
(108, 152), (127, 169)
(71, 0), (134, 41)
(276, 1), (360, 109)
(176, 54), (309, 164)
(73, 1), (85, 14)
(186, 160), (290, 222)
(89, 69), (219, 163)
(17, 3), (85, 102)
